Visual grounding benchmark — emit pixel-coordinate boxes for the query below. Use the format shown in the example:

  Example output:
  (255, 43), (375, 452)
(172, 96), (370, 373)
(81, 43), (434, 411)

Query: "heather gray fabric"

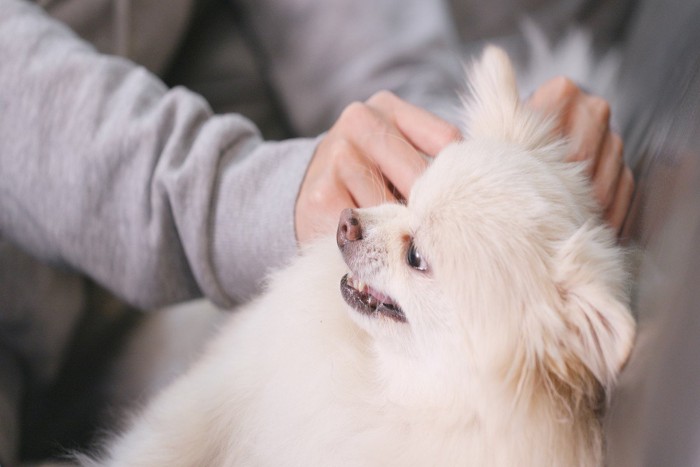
(0, 0), (323, 310)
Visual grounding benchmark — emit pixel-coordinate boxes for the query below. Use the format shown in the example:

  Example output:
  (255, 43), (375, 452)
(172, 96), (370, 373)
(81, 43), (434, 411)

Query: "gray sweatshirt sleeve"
(237, 0), (465, 135)
(0, 0), (316, 308)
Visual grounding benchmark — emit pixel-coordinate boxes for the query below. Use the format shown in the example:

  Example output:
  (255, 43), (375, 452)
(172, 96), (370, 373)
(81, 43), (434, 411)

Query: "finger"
(527, 77), (581, 135)
(358, 130), (428, 200)
(606, 167), (635, 233)
(295, 140), (360, 243)
(564, 95), (611, 173)
(592, 132), (625, 210)
(339, 101), (431, 199)
(527, 78), (611, 172)
(366, 91), (462, 157)
(302, 185), (357, 243)
(339, 145), (397, 207)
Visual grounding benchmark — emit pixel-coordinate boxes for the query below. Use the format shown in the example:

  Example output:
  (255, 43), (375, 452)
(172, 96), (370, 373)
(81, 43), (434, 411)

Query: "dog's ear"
(552, 223), (635, 392)
(463, 46), (558, 153)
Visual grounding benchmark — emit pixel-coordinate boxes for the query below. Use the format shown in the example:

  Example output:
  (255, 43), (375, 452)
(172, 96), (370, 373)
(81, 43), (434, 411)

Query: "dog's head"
(336, 47), (634, 410)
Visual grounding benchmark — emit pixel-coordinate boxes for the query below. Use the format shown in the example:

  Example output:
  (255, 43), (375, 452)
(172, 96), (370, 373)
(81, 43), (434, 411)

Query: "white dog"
(86, 47), (635, 467)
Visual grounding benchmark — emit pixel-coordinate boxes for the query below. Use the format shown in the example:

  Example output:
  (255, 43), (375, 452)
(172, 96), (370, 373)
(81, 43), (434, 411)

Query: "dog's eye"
(406, 241), (428, 271)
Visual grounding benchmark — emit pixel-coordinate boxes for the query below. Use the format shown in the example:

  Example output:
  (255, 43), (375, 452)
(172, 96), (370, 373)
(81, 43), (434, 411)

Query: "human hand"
(527, 77), (635, 232)
(295, 91), (461, 244)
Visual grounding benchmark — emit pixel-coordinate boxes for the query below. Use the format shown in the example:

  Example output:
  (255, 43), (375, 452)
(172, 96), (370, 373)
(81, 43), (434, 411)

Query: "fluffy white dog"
(87, 47), (635, 467)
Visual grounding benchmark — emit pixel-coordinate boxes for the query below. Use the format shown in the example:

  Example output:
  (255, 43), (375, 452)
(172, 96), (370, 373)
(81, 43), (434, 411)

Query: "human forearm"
(0, 0), (314, 307)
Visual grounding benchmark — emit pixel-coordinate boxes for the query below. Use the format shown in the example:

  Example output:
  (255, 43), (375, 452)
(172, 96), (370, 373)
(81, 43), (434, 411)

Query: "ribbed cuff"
(209, 136), (320, 305)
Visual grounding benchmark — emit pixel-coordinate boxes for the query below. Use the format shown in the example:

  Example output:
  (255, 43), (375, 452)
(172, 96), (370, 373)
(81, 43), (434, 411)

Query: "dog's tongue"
(366, 285), (395, 307)
(347, 273), (398, 308)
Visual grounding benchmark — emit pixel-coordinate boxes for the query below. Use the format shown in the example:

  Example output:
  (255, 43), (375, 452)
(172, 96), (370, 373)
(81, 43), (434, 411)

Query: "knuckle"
(367, 90), (397, 106)
(299, 184), (324, 212)
(339, 101), (371, 124)
(588, 96), (611, 122)
(547, 76), (579, 100)
(444, 126), (463, 142)
(326, 138), (354, 166)
(309, 187), (328, 208)
(569, 148), (588, 163)
(309, 178), (340, 209)
(332, 138), (353, 157)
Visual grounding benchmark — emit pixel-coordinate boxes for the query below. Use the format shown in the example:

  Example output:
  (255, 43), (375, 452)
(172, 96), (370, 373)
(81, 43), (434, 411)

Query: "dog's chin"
(340, 273), (407, 323)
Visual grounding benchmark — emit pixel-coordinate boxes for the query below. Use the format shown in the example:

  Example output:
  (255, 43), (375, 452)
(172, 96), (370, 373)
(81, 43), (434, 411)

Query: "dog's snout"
(337, 208), (362, 248)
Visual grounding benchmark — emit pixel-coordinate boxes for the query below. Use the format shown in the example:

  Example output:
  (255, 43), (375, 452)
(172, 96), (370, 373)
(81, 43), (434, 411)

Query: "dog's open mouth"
(340, 273), (406, 323)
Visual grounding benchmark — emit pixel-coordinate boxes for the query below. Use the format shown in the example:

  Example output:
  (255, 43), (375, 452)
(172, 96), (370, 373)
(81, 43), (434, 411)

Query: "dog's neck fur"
(365, 321), (603, 466)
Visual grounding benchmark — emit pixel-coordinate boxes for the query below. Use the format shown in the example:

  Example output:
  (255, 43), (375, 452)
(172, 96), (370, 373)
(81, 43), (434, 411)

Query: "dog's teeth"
(357, 280), (366, 292)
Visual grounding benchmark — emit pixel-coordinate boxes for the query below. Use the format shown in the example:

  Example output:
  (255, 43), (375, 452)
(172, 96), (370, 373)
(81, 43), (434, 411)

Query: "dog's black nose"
(337, 208), (362, 248)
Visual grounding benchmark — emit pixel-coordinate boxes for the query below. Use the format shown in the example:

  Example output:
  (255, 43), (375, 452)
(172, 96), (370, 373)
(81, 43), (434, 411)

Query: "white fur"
(86, 47), (635, 467)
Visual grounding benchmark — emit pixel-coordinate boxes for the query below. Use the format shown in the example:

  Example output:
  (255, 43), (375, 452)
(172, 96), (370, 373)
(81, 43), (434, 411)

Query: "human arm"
(0, 0), (316, 308)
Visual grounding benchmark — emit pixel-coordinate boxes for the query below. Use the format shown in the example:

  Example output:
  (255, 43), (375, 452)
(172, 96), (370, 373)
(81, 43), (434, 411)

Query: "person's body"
(0, 0), (633, 463)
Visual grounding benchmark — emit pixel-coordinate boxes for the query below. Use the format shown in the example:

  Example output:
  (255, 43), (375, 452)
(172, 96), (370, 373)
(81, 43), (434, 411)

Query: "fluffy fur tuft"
(86, 46), (635, 467)
(462, 45), (561, 155)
